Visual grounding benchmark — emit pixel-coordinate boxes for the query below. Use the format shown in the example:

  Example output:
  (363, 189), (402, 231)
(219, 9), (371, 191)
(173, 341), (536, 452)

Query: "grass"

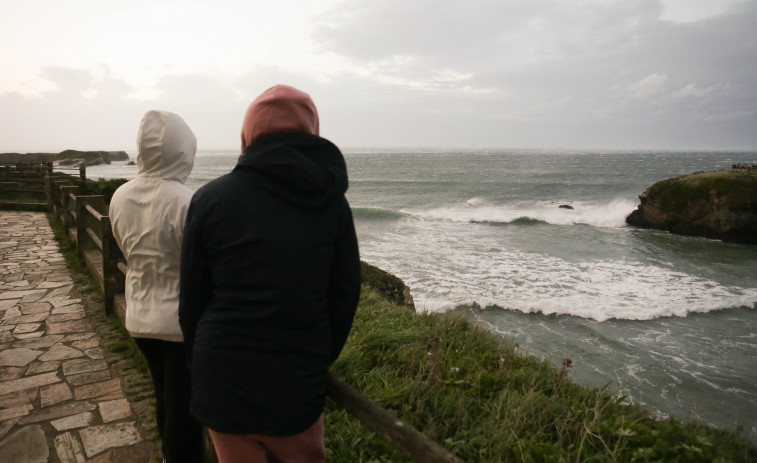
(325, 288), (757, 462)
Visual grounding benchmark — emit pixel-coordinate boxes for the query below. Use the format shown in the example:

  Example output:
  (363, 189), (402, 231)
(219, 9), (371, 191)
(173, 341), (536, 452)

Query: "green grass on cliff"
(648, 170), (757, 215)
(325, 289), (757, 462)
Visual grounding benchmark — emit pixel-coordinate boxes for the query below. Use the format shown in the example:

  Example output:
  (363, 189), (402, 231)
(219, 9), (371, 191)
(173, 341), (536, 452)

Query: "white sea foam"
(409, 198), (638, 229)
(361, 221), (757, 322)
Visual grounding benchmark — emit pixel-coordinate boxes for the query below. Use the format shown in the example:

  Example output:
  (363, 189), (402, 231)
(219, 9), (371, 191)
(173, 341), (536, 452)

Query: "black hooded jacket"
(179, 132), (361, 435)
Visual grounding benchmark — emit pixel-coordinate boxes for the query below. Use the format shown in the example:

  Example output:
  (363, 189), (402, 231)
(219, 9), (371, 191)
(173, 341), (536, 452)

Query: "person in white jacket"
(109, 110), (204, 463)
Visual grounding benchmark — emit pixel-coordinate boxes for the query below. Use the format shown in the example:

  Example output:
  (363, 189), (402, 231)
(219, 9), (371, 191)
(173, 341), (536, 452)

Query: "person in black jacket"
(179, 84), (361, 462)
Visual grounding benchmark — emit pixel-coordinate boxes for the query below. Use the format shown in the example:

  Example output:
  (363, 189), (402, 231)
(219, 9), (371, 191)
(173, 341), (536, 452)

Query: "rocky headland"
(0, 150), (130, 167)
(626, 167), (757, 244)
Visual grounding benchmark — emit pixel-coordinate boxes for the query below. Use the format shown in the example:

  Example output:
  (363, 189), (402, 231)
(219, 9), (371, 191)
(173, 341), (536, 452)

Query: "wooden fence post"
(75, 196), (107, 292)
(76, 196), (104, 255)
(44, 174), (53, 211)
(59, 185), (80, 232)
(102, 215), (125, 315)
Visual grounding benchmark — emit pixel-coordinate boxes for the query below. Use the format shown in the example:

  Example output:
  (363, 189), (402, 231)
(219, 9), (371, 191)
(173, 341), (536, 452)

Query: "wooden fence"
(0, 162), (54, 211)
(2, 162), (465, 463)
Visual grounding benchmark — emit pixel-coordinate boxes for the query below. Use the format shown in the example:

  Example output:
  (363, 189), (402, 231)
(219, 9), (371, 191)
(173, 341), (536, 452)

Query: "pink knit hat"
(241, 85), (320, 150)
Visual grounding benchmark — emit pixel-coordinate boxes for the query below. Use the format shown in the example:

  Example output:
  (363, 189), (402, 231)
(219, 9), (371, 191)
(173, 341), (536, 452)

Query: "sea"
(85, 148), (757, 442)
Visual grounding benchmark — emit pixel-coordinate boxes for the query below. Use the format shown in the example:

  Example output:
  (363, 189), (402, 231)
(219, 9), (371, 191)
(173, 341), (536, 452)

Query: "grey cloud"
(0, 68), (245, 152)
(311, 0), (757, 148)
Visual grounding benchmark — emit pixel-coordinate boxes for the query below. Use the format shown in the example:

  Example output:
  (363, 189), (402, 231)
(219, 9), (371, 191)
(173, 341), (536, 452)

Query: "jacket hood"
(137, 110), (197, 183)
(241, 85), (319, 150)
(236, 132), (347, 208)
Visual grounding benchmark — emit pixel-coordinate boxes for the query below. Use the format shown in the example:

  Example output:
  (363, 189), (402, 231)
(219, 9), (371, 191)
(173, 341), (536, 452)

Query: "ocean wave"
(352, 207), (406, 221)
(362, 241), (757, 322)
(472, 217), (547, 226)
(418, 292), (757, 322)
(413, 198), (638, 229)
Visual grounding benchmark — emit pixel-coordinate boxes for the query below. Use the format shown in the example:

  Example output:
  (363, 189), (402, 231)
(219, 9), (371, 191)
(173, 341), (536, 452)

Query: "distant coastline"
(0, 150), (130, 166)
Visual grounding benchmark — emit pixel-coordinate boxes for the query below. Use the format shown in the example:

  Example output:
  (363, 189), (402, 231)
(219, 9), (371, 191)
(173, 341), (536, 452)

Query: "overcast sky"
(1, 0), (755, 152)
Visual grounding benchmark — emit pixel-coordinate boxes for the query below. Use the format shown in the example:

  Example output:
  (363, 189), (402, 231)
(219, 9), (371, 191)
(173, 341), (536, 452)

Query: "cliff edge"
(626, 169), (757, 244)
(0, 150), (129, 166)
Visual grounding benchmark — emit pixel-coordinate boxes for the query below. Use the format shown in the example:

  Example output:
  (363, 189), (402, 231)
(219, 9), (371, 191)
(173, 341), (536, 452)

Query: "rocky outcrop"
(626, 169), (757, 244)
(360, 261), (415, 310)
(0, 150), (130, 166)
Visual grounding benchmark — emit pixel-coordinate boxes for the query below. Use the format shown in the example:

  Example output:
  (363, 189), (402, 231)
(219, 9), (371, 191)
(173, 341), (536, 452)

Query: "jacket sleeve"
(328, 199), (361, 363)
(179, 198), (211, 362)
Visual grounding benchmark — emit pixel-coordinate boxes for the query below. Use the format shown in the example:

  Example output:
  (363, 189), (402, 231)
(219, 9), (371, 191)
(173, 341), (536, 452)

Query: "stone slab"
(0, 367), (26, 381)
(70, 337), (100, 350)
(79, 422), (143, 458)
(0, 290), (47, 301)
(0, 424), (49, 463)
(13, 331), (44, 340)
(40, 382), (72, 407)
(45, 285), (74, 298)
(98, 398), (132, 423)
(63, 359), (108, 377)
(51, 411), (94, 431)
(0, 300), (18, 311)
(67, 370), (112, 387)
(13, 334), (64, 349)
(39, 345), (84, 362)
(0, 391), (31, 409)
(0, 348), (42, 367)
(84, 348), (104, 360)
(74, 378), (122, 401)
(35, 281), (69, 289)
(4, 313), (48, 325)
(0, 371), (60, 396)
(86, 442), (154, 463)
(25, 360), (60, 375)
(1, 307), (22, 320)
(18, 302), (51, 315)
(19, 401), (95, 425)
(0, 403), (33, 422)
(54, 431), (87, 463)
(13, 322), (42, 334)
(62, 333), (95, 343)
(0, 417), (20, 440)
(47, 319), (91, 335)
(47, 312), (86, 324)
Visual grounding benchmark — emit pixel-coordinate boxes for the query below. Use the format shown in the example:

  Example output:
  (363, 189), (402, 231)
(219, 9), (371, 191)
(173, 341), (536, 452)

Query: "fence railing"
(2, 162), (465, 463)
(0, 162), (54, 211)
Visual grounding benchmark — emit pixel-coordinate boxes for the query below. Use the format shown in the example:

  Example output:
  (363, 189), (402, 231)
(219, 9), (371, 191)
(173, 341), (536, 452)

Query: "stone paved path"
(0, 211), (159, 462)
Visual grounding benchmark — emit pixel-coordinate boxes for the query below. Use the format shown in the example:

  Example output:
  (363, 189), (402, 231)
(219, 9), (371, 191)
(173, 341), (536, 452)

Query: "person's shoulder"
(109, 177), (139, 206)
(192, 173), (237, 200)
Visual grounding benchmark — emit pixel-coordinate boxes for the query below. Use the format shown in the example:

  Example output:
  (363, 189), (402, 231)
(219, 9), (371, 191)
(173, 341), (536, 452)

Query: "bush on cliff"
(74, 177), (129, 203)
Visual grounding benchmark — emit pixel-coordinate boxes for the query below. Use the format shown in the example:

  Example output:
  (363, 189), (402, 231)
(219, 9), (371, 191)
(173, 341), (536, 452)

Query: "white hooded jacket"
(109, 110), (196, 341)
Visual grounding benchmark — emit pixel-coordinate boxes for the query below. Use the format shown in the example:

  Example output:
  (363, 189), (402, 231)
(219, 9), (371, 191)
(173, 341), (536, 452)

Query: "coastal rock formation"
(0, 150), (130, 167)
(626, 169), (757, 244)
(360, 261), (415, 310)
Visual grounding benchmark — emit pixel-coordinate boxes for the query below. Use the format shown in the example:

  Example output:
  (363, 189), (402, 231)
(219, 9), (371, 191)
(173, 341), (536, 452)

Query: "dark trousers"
(134, 337), (204, 463)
